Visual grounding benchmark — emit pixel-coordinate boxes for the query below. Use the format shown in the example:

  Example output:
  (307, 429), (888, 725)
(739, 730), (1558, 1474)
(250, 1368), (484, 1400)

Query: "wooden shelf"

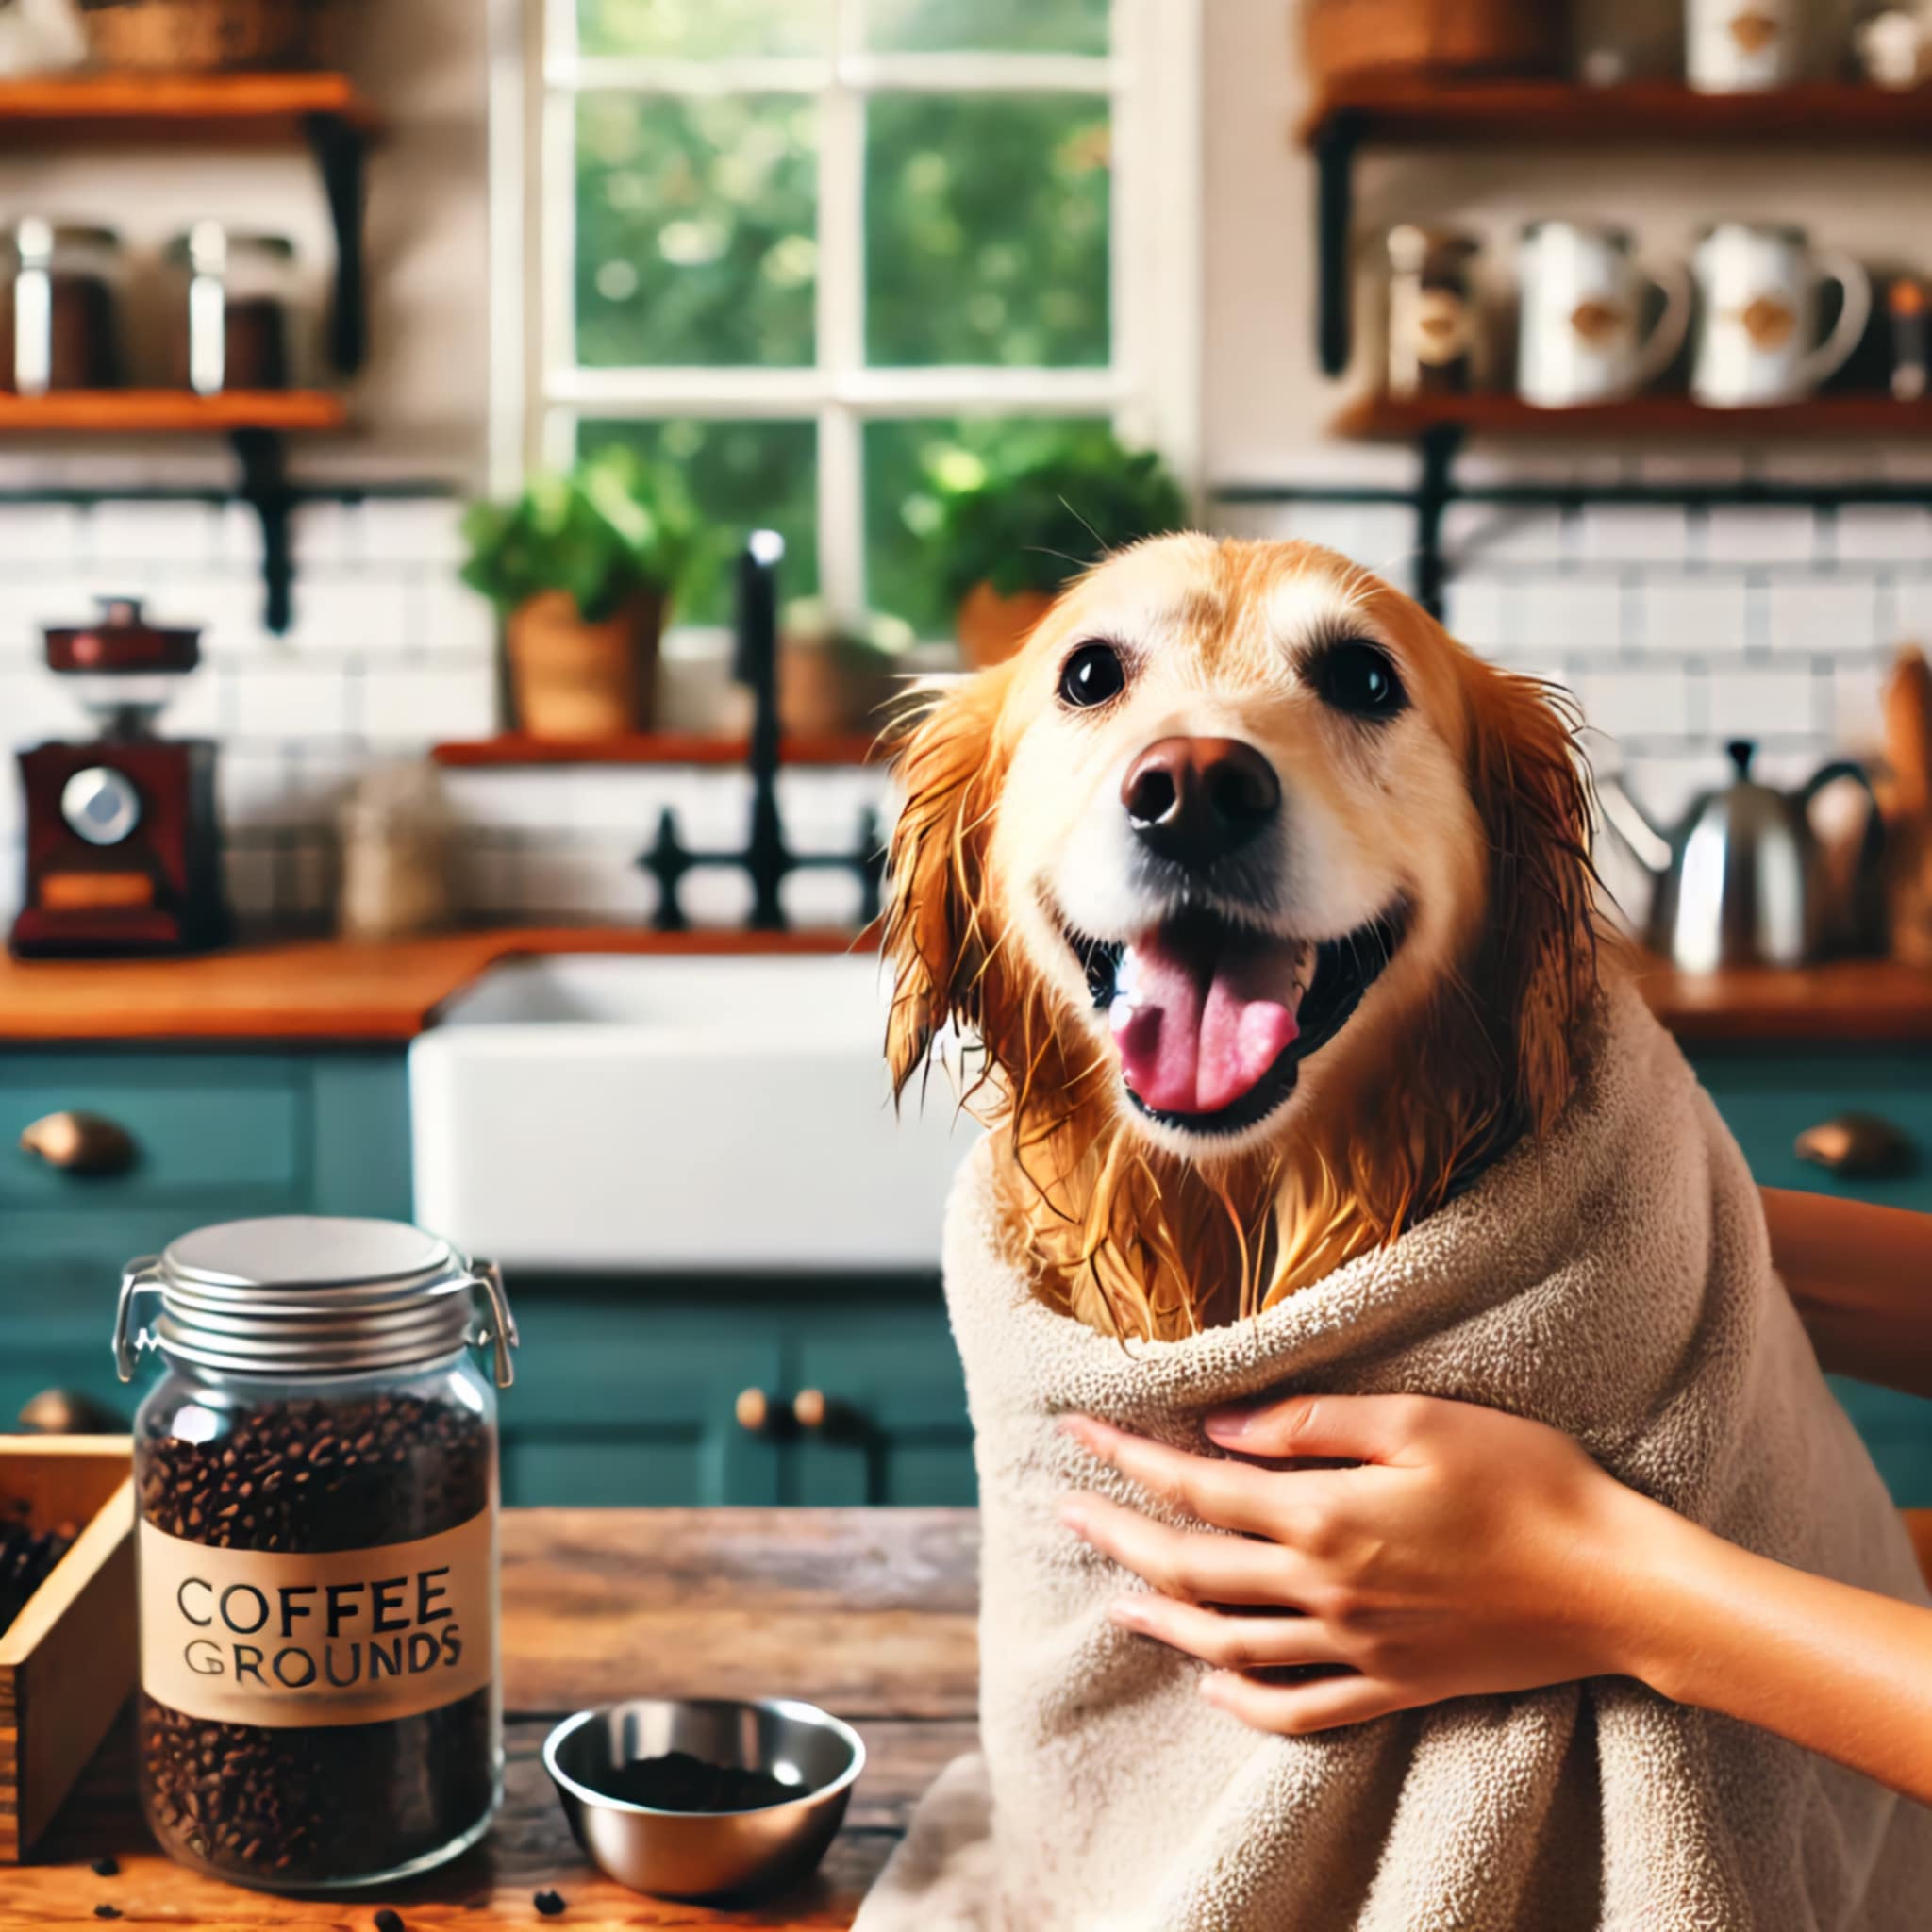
(0, 72), (378, 144)
(1332, 392), (1932, 443)
(432, 731), (883, 770)
(0, 390), (346, 434)
(1303, 77), (1932, 149)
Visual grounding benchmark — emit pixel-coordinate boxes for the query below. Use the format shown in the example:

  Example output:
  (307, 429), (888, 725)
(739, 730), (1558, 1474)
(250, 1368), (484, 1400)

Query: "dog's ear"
(1463, 662), (1600, 1135)
(879, 665), (1015, 1100)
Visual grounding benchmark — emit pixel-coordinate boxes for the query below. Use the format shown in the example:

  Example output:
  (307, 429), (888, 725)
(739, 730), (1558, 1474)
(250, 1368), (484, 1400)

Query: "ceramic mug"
(1687, 0), (1803, 92)
(1517, 220), (1690, 408)
(1691, 224), (1872, 407)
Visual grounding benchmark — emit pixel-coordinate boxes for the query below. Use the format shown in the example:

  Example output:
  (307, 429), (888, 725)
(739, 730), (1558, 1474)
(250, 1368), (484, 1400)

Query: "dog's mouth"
(1066, 902), (1407, 1138)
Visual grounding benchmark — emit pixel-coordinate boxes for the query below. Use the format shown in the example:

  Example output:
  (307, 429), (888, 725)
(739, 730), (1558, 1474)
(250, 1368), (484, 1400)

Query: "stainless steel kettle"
(1597, 740), (1882, 971)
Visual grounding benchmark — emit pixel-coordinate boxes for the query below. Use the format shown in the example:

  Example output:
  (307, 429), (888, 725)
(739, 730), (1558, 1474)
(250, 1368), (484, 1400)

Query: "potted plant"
(460, 452), (697, 741)
(931, 429), (1188, 668)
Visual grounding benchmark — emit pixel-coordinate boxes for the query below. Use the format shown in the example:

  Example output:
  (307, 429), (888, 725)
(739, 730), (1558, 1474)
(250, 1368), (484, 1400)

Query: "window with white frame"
(494, 0), (1201, 638)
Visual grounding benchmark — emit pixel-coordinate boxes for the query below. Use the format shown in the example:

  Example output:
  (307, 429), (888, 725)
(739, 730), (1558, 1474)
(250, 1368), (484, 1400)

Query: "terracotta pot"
(956, 582), (1057, 670)
(780, 639), (897, 739)
(505, 590), (664, 741)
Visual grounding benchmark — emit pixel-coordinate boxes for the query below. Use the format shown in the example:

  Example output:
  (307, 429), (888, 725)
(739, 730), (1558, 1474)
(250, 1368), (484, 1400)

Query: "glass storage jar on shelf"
(2, 220), (125, 393)
(164, 221), (301, 394)
(114, 1216), (518, 1892)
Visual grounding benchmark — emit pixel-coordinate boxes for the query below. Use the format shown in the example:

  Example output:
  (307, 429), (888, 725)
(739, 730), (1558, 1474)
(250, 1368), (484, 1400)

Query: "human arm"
(1763, 1186), (1932, 1398)
(1061, 1396), (1932, 1806)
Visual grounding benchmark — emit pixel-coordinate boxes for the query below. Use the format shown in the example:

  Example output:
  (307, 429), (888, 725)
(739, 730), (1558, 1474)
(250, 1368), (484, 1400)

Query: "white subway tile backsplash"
(89, 501), (225, 568)
(1832, 508), (1932, 564)
(0, 667), (79, 743)
(230, 666), (356, 741)
(443, 768), (589, 834)
(1577, 505), (1689, 564)
(1441, 502), (1567, 567)
(1577, 663), (1694, 742)
(1767, 579), (1882, 657)
(360, 664), (495, 742)
(1706, 665), (1821, 741)
(362, 497), (468, 567)
(0, 504), (87, 566)
(1510, 577), (1624, 656)
(1889, 577), (1932, 645)
(1442, 577), (1506, 650)
(1638, 578), (1751, 658)
(1704, 507), (1824, 567)
(286, 574), (425, 657)
(422, 578), (497, 657)
(1829, 658), (1890, 752)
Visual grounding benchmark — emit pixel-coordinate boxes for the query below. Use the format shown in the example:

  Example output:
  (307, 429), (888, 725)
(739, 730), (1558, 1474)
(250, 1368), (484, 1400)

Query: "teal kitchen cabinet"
(0, 1049), (411, 1428)
(1693, 1049), (1932, 1506)
(496, 1283), (971, 1509)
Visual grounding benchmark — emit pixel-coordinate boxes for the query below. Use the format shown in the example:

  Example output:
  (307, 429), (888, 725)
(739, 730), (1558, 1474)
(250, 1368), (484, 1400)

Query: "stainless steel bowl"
(542, 1696), (865, 1900)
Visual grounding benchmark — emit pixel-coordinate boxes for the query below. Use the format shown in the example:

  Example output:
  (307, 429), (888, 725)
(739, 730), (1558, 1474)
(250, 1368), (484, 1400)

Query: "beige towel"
(858, 987), (1932, 1931)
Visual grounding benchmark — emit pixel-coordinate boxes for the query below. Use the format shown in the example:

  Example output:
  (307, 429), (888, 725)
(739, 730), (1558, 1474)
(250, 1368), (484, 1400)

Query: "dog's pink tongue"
(1112, 933), (1301, 1116)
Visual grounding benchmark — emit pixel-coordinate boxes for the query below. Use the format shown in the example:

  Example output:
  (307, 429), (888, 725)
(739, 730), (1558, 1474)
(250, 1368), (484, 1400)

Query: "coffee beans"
(135, 1384), (494, 1889)
(0, 1502), (76, 1638)
(534, 1891), (567, 1917)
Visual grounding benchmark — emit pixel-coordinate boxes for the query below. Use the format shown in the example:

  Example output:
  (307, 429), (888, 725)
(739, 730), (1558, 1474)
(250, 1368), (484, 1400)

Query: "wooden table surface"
(3, 1508), (980, 1929)
(5, 926), (1932, 1047)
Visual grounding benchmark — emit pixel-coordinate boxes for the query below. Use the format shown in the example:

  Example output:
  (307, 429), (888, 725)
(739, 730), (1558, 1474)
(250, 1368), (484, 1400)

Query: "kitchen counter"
(0, 928), (868, 1045)
(4, 929), (1932, 1047)
(10, 1507), (979, 1928)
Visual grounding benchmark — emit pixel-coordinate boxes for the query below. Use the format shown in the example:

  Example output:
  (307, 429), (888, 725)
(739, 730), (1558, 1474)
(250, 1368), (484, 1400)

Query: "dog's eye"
(1058, 641), (1126, 710)
(1312, 640), (1407, 720)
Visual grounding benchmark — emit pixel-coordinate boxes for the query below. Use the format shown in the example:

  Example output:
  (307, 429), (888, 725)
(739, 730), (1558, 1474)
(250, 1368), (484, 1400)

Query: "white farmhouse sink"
(408, 954), (980, 1273)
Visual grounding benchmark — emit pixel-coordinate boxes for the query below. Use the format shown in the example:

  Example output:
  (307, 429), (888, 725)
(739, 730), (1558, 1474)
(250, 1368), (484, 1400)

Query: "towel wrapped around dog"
(856, 986), (1932, 1932)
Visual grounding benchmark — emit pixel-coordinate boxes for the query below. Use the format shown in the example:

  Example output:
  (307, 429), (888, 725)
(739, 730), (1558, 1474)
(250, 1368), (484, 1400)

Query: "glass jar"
(114, 1216), (518, 1892)
(164, 222), (300, 394)
(2, 220), (125, 393)
(1387, 225), (1482, 397)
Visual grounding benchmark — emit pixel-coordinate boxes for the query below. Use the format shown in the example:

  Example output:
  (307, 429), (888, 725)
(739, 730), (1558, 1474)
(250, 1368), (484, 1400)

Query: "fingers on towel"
(1108, 1595), (1347, 1672)
(1197, 1667), (1406, 1738)
(1059, 1416), (1291, 1539)
(1060, 1492), (1303, 1604)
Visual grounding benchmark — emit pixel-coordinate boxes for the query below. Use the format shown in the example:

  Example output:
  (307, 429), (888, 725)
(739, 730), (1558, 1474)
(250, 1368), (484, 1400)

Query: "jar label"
(138, 1510), (495, 1728)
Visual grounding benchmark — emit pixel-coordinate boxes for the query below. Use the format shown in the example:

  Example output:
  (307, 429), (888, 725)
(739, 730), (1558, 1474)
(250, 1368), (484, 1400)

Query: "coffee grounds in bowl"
(597, 1751), (802, 1813)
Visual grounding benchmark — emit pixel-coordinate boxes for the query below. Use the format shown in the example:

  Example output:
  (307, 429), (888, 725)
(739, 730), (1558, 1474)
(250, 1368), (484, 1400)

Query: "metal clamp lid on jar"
(114, 1215), (518, 1389)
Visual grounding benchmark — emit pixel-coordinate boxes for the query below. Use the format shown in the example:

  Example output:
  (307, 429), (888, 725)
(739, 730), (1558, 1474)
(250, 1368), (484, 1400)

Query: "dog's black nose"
(1121, 736), (1281, 869)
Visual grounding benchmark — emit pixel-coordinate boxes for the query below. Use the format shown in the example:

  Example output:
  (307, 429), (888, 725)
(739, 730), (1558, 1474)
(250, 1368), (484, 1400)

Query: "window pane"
(581, 419), (818, 625)
(575, 94), (817, 369)
(865, 94), (1109, 368)
(865, 416), (1108, 639)
(578, 0), (829, 58)
(864, 0), (1108, 54)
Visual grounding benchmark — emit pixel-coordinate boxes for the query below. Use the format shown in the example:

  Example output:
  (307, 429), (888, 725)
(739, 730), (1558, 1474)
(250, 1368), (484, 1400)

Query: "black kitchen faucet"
(639, 531), (886, 932)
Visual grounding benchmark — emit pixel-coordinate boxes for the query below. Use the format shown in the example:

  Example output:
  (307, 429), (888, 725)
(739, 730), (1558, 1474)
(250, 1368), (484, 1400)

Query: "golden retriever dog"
(881, 533), (1599, 1341)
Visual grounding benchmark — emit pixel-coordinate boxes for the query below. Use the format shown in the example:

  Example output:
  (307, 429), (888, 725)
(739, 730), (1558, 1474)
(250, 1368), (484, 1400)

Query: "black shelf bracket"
(229, 428), (295, 635)
(1413, 422), (1463, 621)
(305, 111), (370, 378)
(1314, 109), (1363, 378)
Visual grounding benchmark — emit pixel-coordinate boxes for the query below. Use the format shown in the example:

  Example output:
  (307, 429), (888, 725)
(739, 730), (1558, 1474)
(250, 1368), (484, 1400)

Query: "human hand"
(1060, 1394), (1662, 1735)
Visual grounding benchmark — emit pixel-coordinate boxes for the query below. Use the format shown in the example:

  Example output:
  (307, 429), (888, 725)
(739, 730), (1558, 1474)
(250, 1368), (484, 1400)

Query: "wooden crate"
(0, 1437), (135, 1862)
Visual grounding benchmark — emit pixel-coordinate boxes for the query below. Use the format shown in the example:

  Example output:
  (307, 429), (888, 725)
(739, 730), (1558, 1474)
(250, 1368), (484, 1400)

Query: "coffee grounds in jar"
(136, 1390), (493, 1888)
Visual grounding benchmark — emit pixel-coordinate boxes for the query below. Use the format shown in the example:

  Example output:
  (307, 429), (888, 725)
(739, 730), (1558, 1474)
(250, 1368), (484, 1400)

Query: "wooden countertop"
(12, 1507), (979, 1928)
(0, 928), (871, 1046)
(5, 929), (1932, 1048)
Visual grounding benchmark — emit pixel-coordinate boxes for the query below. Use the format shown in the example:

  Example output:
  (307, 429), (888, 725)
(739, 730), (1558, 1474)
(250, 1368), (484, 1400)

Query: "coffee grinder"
(11, 597), (229, 957)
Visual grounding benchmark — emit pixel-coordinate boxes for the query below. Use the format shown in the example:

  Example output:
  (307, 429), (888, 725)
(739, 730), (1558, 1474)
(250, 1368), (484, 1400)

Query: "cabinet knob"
(19, 1110), (137, 1176)
(791, 1389), (866, 1436)
(792, 1388), (830, 1431)
(1794, 1112), (1917, 1180)
(735, 1388), (774, 1434)
(17, 1388), (127, 1435)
